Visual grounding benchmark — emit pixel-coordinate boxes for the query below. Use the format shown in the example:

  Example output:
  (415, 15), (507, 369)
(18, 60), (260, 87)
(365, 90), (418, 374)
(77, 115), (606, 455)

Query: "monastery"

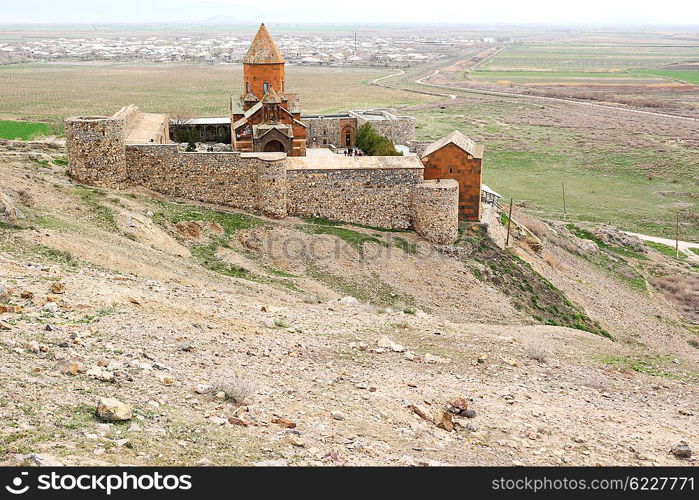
(64, 24), (488, 244)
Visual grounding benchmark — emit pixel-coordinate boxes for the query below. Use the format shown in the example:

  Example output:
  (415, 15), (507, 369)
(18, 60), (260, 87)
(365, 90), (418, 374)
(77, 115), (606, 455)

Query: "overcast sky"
(1, 0), (698, 26)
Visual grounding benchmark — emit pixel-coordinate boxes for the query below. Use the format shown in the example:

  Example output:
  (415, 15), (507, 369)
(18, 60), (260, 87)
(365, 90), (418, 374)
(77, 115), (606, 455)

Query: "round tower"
(64, 116), (127, 188)
(412, 179), (459, 245)
(243, 23), (286, 99)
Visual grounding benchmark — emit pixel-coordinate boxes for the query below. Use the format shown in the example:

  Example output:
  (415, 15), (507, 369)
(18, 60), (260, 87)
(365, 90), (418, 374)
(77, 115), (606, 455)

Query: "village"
(0, 28), (499, 66)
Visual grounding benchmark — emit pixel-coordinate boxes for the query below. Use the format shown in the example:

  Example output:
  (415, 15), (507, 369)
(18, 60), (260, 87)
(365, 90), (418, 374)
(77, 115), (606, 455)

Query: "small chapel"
(230, 24), (308, 156)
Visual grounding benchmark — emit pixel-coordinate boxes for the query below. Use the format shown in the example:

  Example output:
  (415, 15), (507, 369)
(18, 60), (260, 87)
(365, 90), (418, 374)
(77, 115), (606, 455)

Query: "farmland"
(0, 62), (436, 121)
(466, 70), (670, 86)
(477, 43), (699, 72)
(431, 37), (699, 116)
(407, 94), (698, 241)
(636, 70), (699, 85)
(0, 119), (51, 140)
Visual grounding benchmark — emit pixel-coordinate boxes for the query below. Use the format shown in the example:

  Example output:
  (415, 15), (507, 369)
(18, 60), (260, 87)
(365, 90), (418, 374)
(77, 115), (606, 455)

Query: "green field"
(411, 97), (698, 241)
(467, 69), (668, 85)
(480, 44), (699, 72)
(635, 70), (699, 85)
(0, 119), (51, 140)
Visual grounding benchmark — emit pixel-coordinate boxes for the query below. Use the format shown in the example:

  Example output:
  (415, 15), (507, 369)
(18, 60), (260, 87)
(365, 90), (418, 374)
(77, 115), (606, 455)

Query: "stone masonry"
(65, 110), (461, 243)
(64, 116), (128, 189)
(412, 180), (459, 245)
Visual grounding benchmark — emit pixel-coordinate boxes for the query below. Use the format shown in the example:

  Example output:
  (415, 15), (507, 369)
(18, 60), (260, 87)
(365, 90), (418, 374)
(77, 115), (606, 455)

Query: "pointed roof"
(421, 130), (484, 159)
(261, 87), (283, 104)
(243, 23), (285, 64)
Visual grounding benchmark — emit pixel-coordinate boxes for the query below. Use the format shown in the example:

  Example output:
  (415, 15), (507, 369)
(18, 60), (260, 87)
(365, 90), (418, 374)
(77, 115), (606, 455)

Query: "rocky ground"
(0, 147), (697, 466)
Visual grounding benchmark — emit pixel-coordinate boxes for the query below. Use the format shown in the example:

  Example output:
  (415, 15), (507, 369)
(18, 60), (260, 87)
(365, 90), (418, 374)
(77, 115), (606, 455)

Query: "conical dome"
(243, 23), (285, 64)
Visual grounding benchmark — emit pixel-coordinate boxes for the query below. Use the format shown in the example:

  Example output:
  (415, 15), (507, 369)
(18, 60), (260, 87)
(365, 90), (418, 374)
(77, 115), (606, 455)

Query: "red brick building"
(231, 24), (307, 156)
(420, 131), (484, 220)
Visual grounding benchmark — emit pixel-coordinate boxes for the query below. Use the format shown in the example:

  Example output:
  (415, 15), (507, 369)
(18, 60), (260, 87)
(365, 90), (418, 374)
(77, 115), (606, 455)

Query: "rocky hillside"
(0, 145), (696, 466)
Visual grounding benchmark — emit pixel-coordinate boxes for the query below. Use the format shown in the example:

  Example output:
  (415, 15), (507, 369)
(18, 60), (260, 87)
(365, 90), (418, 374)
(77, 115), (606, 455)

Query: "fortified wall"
(303, 109), (415, 149)
(64, 111), (459, 244)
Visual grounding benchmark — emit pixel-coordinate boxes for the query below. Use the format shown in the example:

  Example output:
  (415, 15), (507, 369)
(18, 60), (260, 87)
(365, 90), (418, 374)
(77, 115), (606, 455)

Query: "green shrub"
(355, 123), (402, 156)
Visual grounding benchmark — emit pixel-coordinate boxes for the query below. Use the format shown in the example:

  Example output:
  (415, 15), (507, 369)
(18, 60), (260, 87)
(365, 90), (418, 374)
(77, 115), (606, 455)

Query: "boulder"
(594, 225), (646, 253)
(437, 410), (454, 432)
(96, 397), (132, 421)
(0, 191), (20, 225)
(271, 418), (296, 429)
(448, 397), (469, 415)
(377, 335), (405, 353)
(671, 441), (692, 459)
(87, 367), (115, 382)
(338, 296), (360, 306)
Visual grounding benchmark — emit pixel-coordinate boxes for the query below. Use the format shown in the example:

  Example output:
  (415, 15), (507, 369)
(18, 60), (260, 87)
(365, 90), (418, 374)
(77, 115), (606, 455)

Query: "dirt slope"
(0, 154), (696, 466)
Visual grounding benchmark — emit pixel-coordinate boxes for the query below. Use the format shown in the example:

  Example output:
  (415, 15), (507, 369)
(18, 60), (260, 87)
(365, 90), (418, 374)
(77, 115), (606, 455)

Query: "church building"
(230, 24), (308, 156)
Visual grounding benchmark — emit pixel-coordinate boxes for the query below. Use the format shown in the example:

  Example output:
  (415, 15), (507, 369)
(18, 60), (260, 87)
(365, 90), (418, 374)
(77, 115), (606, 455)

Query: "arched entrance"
(341, 125), (355, 148)
(263, 140), (286, 153)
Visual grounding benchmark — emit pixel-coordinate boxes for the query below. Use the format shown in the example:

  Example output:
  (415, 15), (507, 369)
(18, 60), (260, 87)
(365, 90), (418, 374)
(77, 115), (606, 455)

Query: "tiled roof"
(421, 130), (484, 159)
(243, 23), (285, 64)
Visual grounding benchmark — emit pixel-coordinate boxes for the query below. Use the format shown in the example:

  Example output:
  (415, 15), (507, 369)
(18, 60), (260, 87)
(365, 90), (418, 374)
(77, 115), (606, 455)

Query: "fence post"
(505, 198), (513, 248)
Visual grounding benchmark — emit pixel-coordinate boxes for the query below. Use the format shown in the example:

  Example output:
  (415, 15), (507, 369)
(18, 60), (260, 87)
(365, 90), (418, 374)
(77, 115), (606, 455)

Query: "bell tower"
(243, 23), (286, 99)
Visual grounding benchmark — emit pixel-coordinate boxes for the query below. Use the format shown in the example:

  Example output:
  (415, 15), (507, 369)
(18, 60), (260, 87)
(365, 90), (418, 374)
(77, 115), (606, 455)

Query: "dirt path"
(370, 56), (699, 123)
(623, 231), (699, 261)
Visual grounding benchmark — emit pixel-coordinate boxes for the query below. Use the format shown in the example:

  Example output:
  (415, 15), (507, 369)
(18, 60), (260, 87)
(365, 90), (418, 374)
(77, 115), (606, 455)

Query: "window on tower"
(246, 82), (249, 93)
(264, 82), (269, 93)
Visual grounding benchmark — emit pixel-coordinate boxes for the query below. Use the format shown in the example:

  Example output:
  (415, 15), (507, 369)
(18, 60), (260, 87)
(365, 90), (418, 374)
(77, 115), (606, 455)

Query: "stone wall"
(350, 111), (415, 145)
(304, 111), (416, 148)
(65, 108), (460, 244)
(412, 180), (459, 245)
(113, 105), (143, 139)
(287, 166), (423, 230)
(64, 116), (128, 189)
(304, 115), (355, 148)
(125, 145), (287, 218)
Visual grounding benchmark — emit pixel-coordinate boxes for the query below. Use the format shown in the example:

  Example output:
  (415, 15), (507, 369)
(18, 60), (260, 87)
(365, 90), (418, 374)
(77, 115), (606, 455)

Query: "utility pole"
(505, 198), (513, 248)
(562, 180), (567, 220)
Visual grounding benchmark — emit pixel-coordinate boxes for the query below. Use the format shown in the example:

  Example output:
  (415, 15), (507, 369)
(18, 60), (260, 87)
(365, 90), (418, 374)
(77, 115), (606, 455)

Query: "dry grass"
(650, 274), (699, 322)
(524, 342), (552, 364)
(516, 211), (549, 239)
(542, 249), (560, 270)
(211, 371), (257, 405)
(0, 62), (436, 121)
(548, 235), (582, 255)
(580, 371), (611, 392)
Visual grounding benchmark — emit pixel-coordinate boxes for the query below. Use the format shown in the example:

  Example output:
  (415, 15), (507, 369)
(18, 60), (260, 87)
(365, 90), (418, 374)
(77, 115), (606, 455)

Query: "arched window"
(263, 82), (269, 93)
(245, 82), (249, 93)
(282, 80), (285, 92)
